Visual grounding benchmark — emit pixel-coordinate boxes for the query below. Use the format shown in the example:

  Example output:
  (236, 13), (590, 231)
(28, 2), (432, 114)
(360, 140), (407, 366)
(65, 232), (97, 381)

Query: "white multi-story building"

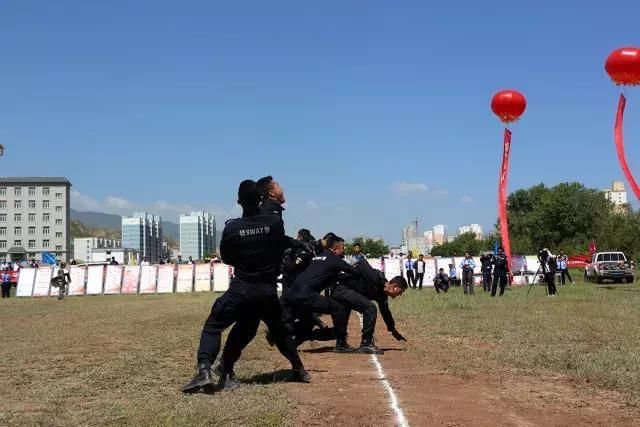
(604, 181), (628, 207)
(406, 237), (429, 257)
(0, 177), (72, 263)
(122, 212), (163, 263)
(73, 237), (121, 263)
(458, 224), (483, 239)
(180, 211), (216, 260)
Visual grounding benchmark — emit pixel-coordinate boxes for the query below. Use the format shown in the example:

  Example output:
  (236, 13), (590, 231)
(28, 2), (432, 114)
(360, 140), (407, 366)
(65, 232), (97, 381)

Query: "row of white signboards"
(16, 264), (233, 297)
(17, 256), (544, 297)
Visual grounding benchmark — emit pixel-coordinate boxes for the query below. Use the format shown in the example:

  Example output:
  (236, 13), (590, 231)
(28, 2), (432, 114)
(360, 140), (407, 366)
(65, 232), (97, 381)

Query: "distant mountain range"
(71, 209), (222, 249)
(70, 209), (180, 240)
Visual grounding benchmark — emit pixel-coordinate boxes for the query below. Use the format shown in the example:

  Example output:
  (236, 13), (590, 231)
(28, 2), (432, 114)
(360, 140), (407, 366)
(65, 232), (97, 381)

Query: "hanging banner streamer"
(176, 265), (194, 293)
(139, 265), (158, 294)
(68, 266), (87, 296)
(16, 268), (36, 297)
(615, 94), (640, 200)
(121, 266), (140, 295)
(104, 265), (123, 294)
(194, 264), (212, 292)
(499, 128), (513, 278)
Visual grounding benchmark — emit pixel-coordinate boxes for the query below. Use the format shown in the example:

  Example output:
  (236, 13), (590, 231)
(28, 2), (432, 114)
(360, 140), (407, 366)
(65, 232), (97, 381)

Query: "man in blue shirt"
(557, 251), (574, 285)
(460, 252), (476, 295)
(405, 254), (416, 288)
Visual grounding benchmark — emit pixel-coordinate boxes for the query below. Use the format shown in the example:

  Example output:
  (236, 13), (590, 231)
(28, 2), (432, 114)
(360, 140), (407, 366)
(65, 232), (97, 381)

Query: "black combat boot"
(357, 339), (384, 355)
(182, 363), (213, 393)
(292, 368), (312, 383)
(333, 338), (356, 354)
(213, 362), (241, 391)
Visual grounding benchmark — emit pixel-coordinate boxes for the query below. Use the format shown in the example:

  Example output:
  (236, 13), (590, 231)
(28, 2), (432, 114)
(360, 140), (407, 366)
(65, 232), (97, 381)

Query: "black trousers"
(482, 271), (492, 292)
(560, 269), (573, 285)
(406, 270), (416, 288)
(434, 279), (449, 293)
(415, 273), (424, 289)
(197, 279), (303, 371)
(462, 269), (474, 294)
(545, 272), (557, 295)
(284, 291), (348, 341)
(491, 274), (507, 296)
(331, 285), (377, 342)
(1, 282), (10, 298)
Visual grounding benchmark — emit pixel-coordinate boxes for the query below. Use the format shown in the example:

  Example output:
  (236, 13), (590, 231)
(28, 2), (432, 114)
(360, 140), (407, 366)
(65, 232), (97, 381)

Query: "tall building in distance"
(180, 211), (216, 260)
(433, 224), (446, 246)
(0, 177), (72, 263)
(604, 181), (628, 209)
(122, 212), (163, 263)
(401, 224), (417, 247)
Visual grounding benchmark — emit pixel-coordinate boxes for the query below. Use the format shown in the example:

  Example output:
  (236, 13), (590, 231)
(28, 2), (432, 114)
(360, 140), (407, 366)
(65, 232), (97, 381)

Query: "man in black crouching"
(330, 259), (408, 355)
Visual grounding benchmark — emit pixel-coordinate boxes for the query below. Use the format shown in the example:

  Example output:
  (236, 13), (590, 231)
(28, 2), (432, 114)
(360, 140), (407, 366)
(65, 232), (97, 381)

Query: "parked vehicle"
(585, 251), (635, 284)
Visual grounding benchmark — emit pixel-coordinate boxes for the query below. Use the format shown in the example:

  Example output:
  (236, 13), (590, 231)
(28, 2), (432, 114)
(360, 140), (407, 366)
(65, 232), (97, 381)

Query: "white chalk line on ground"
(358, 314), (410, 427)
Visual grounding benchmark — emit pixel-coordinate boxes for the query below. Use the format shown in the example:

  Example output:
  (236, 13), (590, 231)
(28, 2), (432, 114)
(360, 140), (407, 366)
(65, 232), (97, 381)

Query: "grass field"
(1, 271), (639, 425)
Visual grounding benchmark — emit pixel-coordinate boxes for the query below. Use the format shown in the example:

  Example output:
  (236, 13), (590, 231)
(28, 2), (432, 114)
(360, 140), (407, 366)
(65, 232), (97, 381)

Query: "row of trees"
(433, 183), (640, 261)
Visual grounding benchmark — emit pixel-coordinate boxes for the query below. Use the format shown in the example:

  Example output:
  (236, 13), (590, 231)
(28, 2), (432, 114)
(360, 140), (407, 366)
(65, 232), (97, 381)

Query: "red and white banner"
(176, 265), (194, 293)
(33, 267), (53, 297)
(213, 264), (230, 292)
(194, 264), (212, 292)
(615, 94), (640, 200)
(68, 266), (87, 296)
(86, 265), (104, 295)
(121, 266), (140, 294)
(157, 265), (174, 293)
(104, 265), (123, 294)
(139, 265), (158, 294)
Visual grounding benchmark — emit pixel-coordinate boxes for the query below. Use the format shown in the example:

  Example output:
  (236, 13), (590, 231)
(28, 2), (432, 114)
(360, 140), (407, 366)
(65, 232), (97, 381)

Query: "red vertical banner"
(499, 128), (513, 278)
(614, 94), (640, 200)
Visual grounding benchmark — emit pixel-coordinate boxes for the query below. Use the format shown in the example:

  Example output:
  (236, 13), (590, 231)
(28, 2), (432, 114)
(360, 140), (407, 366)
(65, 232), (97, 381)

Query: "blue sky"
(1, 1), (639, 244)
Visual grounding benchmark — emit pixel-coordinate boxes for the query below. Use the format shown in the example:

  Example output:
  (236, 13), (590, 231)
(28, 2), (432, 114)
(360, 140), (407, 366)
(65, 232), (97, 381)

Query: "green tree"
(346, 237), (389, 258)
(430, 232), (493, 257)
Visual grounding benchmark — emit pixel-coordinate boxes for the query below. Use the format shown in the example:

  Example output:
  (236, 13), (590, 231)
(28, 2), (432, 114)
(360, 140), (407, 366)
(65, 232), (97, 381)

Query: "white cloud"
(305, 200), (319, 210)
(460, 195), (473, 204)
(70, 190), (101, 211)
(105, 196), (135, 211)
(390, 181), (429, 196)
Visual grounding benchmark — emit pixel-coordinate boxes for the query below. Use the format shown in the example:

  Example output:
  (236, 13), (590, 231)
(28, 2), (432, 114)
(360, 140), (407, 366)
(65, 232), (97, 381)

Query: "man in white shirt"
(414, 254), (426, 290)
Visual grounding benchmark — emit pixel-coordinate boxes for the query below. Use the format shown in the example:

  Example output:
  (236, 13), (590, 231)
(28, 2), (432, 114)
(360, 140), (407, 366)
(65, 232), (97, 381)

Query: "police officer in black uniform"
(491, 247), (510, 297)
(182, 180), (308, 394)
(331, 259), (408, 355)
(284, 236), (361, 353)
(480, 253), (494, 292)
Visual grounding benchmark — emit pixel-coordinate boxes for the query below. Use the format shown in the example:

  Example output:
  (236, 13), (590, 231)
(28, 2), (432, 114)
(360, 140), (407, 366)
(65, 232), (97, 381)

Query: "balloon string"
(615, 93), (640, 200)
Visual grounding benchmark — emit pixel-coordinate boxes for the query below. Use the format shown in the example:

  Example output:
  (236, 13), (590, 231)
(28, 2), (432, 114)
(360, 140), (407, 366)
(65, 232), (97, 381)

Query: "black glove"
(391, 329), (407, 342)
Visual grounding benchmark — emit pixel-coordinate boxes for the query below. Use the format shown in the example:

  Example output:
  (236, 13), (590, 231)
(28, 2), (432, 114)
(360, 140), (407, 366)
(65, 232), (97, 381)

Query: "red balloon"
(606, 47), (640, 86)
(491, 90), (527, 124)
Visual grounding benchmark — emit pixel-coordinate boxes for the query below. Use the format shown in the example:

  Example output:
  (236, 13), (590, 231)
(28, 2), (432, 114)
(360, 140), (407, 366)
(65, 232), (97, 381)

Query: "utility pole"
(414, 217), (421, 236)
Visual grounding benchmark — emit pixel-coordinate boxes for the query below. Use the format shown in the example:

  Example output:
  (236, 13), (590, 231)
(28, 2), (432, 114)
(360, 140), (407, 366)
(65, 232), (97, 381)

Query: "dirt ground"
(285, 316), (640, 427)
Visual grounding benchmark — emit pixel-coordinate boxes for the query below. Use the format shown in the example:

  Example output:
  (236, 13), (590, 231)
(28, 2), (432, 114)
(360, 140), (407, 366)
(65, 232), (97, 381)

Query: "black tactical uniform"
(480, 254), (493, 292)
(433, 272), (450, 293)
(182, 213), (306, 393)
(331, 259), (406, 354)
(284, 249), (361, 352)
(491, 252), (509, 297)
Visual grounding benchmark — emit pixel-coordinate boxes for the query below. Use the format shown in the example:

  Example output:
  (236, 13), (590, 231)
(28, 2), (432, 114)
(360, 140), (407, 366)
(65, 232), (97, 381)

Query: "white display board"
(383, 257), (402, 281)
(368, 258), (383, 272)
(68, 266), (86, 296)
(86, 265), (104, 295)
(33, 267), (53, 297)
(139, 265), (157, 294)
(423, 259), (437, 287)
(525, 256), (540, 273)
(177, 265), (194, 293)
(194, 264), (212, 292)
(213, 264), (230, 292)
(512, 274), (527, 286)
(104, 265), (123, 295)
(121, 266), (140, 295)
(16, 268), (36, 297)
(157, 265), (175, 294)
